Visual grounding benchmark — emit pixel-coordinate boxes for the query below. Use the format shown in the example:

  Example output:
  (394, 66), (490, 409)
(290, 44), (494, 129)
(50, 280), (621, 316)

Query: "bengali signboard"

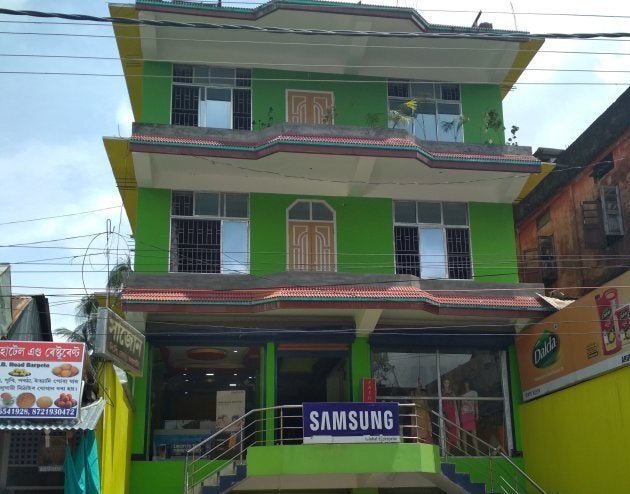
(516, 271), (630, 401)
(0, 341), (84, 420)
(94, 307), (145, 377)
(303, 402), (400, 444)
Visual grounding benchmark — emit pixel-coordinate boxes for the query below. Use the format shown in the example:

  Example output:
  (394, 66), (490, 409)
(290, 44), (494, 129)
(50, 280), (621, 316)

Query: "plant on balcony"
(440, 114), (469, 141)
(253, 106), (274, 130)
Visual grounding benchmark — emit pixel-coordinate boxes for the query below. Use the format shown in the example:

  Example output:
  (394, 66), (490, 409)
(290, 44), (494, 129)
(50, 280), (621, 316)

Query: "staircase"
(184, 404), (546, 494)
(200, 462), (247, 494)
(440, 463), (487, 494)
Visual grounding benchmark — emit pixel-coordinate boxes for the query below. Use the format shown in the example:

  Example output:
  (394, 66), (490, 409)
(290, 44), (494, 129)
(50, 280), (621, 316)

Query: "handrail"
(184, 402), (545, 494)
(184, 404), (303, 493)
(421, 406), (546, 494)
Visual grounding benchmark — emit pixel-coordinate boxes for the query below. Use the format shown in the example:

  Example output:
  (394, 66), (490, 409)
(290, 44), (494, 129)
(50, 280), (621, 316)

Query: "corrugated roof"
(0, 398), (105, 431)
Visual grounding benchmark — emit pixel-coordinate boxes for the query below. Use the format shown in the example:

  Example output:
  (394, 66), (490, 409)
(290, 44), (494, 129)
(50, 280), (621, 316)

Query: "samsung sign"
(303, 402), (400, 444)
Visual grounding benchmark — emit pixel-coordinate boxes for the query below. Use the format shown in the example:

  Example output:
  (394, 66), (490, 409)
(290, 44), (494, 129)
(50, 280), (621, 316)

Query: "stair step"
(440, 463), (487, 494)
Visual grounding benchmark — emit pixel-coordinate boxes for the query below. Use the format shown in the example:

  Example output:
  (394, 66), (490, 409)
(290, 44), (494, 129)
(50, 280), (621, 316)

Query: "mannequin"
(459, 380), (480, 455)
(441, 378), (459, 453)
(413, 385), (433, 443)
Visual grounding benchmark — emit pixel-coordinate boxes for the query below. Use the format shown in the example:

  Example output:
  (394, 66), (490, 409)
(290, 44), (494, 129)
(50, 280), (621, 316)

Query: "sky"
(0, 0), (628, 333)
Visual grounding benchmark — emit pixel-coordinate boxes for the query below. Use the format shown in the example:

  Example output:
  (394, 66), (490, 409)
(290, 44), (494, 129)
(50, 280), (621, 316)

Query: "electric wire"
(0, 8), (629, 40)
(2, 53), (630, 75)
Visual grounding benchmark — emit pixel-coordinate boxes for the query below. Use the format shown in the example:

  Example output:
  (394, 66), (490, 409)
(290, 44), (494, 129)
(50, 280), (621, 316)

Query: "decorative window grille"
(394, 201), (472, 279)
(171, 65), (252, 130)
(170, 191), (249, 274)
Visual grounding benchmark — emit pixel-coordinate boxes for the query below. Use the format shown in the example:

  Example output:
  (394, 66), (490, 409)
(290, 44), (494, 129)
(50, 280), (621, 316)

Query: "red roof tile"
(121, 285), (548, 311)
(130, 133), (540, 165)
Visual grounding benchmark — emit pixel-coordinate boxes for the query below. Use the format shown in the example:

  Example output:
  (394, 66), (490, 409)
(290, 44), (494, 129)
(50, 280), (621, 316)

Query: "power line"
(0, 205), (123, 226)
(0, 8), (629, 40)
(3, 53), (630, 75)
(2, 7), (630, 21)
(1, 71), (626, 85)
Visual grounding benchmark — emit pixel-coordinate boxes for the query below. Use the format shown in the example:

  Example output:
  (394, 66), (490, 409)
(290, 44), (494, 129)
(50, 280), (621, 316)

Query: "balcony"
(108, 122), (539, 205)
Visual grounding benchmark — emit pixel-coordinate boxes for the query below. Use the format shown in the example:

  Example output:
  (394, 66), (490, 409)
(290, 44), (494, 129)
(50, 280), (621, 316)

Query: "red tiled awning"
(121, 285), (550, 316)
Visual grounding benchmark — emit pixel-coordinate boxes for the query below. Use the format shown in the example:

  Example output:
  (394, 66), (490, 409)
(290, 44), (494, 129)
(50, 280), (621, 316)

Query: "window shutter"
(582, 200), (604, 249)
(600, 186), (624, 237)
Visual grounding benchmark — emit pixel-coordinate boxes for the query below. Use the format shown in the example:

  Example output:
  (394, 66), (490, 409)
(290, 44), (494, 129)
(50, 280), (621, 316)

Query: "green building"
(104, 1), (551, 492)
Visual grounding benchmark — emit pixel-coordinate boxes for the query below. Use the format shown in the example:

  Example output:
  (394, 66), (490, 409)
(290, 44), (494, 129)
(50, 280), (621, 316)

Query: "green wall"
(130, 461), (185, 494)
(250, 193), (394, 275)
(137, 62), (504, 143)
(132, 190), (518, 281)
(469, 202), (518, 283)
(141, 61), (172, 124)
(135, 188), (171, 273)
(247, 443), (440, 476)
(461, 84), (505, 144)
(350, 337), (372, 401)
(252, 69), (388, 128)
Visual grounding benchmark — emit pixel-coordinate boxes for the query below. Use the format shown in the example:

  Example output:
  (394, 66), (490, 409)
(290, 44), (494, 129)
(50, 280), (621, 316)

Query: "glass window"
(210, 67), (235, 86)
(415, 103), (437, 141)
(222, 221), (248, 274)
(170, 191), (249, 274)
(201, 88), (232, 129)
(443, 203), (468, 226)
(419, 228), (447, 279)
(172, 65), (251, 130)
(417, 202), (442, 224)
(411, 82), (435, 99)
(195, 192), (220, 216)
(373, 349), (509, 455)
(192, 65), (209, 85)
(312, 202), (334, 221)
(395, 201), (417, 223)
(440, 84), (460, 101)
(288, 201), (310, 220)
(225, 193), (249, 218)
(394, 201), (471, 279)
(388, 81), (462, 142)
(388, 81), (409, 98)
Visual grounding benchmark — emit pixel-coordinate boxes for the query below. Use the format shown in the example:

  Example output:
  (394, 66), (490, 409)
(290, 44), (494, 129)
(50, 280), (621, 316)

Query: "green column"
(351, 337), (372, 401)
(131, 341), (152, 457)
(263, 341), (276, 445)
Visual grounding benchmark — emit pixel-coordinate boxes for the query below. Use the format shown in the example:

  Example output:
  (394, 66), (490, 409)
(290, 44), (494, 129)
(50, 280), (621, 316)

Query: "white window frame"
(169, 191), (250, 274)
(171, 65), (252, 130)
(387, 81), (463, 143)
(393, 201), (472, 280)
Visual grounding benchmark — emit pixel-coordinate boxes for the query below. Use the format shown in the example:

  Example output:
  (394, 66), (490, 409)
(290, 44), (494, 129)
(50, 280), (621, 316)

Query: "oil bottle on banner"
(595, 288), (625, 355)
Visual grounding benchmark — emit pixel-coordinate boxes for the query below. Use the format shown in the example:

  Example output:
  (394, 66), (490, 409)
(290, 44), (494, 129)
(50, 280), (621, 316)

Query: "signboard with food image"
(0, 341), (84, 419)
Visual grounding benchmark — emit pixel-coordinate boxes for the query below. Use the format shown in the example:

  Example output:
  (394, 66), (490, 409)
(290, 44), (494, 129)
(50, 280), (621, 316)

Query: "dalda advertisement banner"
(516, 272), (630, 401)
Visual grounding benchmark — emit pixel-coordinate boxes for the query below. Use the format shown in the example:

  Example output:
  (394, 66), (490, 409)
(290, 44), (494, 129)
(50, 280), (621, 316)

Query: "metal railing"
(185, 403), (545, 494)
(398, 403), (545, 494)
(184, 405), (303, 493)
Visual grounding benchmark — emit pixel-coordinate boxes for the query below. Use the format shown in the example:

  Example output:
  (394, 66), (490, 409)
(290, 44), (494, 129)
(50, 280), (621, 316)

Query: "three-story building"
(104, 1), (552, 492)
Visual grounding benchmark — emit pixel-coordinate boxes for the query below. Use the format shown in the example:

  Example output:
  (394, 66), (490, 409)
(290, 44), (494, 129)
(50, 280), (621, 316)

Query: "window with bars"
(171, 65), (252, 130)
(394, 201), (472, 279)
(387, 81), (463, 142)
(170, 191), (249, 274)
